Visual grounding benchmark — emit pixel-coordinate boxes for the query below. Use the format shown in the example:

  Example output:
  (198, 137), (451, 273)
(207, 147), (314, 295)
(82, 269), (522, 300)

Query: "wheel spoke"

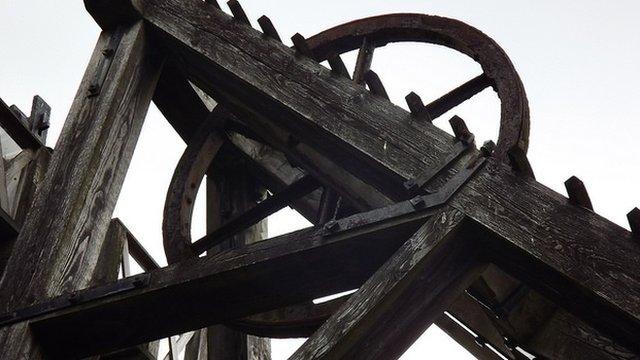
(352, 38), (375, 84)
(424, 73), (493, 120)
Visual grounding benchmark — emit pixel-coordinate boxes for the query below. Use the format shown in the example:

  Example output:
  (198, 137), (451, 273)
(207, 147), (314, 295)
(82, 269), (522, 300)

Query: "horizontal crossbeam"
(23, 199), (440, 358)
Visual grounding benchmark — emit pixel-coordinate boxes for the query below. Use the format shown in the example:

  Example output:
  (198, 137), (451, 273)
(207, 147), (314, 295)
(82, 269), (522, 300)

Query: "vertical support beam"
(204, 149), (271, 360)
(0, 20), (162, 359)
(291, 208), (484, 360)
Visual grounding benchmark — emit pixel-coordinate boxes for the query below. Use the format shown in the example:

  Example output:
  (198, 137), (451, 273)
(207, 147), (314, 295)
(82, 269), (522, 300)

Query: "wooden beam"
(192, 175), (319, 254)
(27, 200), (438, 358)
(136, 0), (640, 350)
(453, 160), (640, 352)
(153, 60), (210, 142)
(0, 20), (162, 359)
(204, 140), (270, 360)
(141, 0), (455, 196)
(0, 98), (45, 150)
(291, 208), (484, 360)
(227, 133), (321, 224)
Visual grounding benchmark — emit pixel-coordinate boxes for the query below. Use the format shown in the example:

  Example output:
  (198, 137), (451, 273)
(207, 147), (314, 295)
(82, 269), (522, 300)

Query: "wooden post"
(204, 149), (271, 360)
(0, 20), (162, 359)
(290, 208), (484, 360)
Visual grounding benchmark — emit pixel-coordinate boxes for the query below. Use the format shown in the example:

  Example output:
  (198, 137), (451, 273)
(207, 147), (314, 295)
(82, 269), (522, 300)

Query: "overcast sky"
(1, 0), (639, 358)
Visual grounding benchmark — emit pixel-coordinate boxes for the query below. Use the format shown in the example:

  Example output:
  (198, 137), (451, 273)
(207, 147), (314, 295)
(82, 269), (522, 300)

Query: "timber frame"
(0, 0), (638, 359)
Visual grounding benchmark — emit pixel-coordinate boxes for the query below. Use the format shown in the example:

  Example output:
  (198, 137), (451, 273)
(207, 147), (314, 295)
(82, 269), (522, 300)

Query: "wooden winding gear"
(162, 13), (534, 339)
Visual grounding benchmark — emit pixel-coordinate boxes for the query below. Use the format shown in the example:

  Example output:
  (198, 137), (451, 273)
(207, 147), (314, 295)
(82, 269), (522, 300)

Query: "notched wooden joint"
(258, 15), (281, 42)
(291, 33), (314, 59)
(564, 176), (593, 210)
(627, 207), (640, 239)
(507, 145), (535, 179)
(449, 115), (475, 146)
(405, 92), (431, 122)
(227, 0), (251, 26)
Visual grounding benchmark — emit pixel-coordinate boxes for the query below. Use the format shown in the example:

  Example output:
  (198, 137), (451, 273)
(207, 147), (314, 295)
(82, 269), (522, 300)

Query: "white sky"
(1, 0), (639, 359)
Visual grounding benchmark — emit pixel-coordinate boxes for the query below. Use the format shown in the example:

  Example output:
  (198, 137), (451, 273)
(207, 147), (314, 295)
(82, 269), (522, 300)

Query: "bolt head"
(324, 220), (339, 232)
(481, 140), (496, 157)
(409, 196), (425, 209)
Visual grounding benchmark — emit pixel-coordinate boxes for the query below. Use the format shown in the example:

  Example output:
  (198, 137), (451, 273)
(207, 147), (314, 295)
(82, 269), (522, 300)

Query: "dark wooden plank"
(0, 98), (45, 150)
(228, 133), (321, 224)
(628, 208), (640, 239)
(452, 159), (640, 352)
(0, 148), (50, 275)
(29, 200), (439, 358)
(141, 0), (457, 197)
(0, 21), (162, 359)
(291, 208), (485, 360)
(153, 60), (210, 142)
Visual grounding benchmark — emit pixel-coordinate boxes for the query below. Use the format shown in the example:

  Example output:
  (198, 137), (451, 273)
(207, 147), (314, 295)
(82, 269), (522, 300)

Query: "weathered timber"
(203, 141), (270, 360)
(228, 133), (321, 223)
(131, 1), (640, 350)
(564, 176), (593, 210)
(628, 208), (640, 239)
(291, 208), (485, 360)
(0, 148), (50, 274)
(29, 200), (440, 358)
(327, 54), (350, 79)
(191, 174), (320, 254)
(0, 98), (45, 150)
(0, 20), (162, 359)
(453, 159), (640, 352)
(227, 0), (251, 26)
(257, 15), (281, 42)
(184, 330), (208, 360)
(163, 119), (225, 263)
(4, 149), (35, 218)
(153, 60), (210, 141)
(93, 219), (160, 360)
(140, 1), (460, 197)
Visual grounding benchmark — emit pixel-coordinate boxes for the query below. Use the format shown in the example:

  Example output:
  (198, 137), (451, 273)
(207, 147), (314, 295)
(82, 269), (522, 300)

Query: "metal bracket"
(86, 29), (124, 98)
(0, 273), (150, 327)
